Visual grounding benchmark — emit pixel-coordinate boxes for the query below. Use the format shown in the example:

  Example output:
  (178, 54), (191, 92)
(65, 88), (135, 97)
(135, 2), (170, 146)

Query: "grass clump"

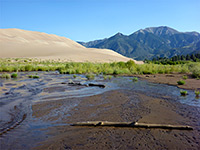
(195, 90), (200, 97)
(182, 75), (188, 80)
(0, 73), (11, 79)
(132, 77), (138, 82)
(180, 90), (188, 96)
(103, 75), (112, 80)
(86, 74), (95, 80)
(177, 80), (185, 85)
(11, 73), (18, 78)
(28, 75), (39, 79)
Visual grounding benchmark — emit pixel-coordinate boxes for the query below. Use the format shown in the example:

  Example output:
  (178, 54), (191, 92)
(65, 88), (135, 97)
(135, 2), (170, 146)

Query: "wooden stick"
(71, 121), (193, 130)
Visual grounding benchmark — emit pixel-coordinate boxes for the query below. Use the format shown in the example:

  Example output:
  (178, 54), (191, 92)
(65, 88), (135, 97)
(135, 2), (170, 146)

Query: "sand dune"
(0, 29), (143, 63)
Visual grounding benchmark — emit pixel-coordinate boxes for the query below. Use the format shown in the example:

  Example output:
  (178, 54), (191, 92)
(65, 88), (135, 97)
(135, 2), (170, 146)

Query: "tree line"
(145, 53), (200, 65)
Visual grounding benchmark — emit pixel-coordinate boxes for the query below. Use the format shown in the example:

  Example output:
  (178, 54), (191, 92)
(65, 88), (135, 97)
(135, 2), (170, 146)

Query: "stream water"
(0, 72), (199, 149)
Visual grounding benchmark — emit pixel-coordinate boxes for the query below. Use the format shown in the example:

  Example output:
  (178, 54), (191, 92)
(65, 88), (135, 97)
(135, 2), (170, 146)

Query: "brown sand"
(0, 29), (143, 64)
(32, 90), (200, 150)
(136, 74), (200, 90)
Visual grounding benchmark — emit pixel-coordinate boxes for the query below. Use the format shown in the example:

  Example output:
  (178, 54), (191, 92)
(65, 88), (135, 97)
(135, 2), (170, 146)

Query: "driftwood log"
(71, 121), (193, 130)
(67, 82), (105, 88)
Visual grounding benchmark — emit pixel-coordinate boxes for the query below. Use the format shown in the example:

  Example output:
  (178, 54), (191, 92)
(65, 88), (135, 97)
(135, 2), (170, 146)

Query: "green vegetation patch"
(177, 80), (185, 85)
(182, 75), (188, 80)
(195, 90), (200, 97)
(132, 77), (138, 82)
(103, 75), (112, 80)
(86, 74), (95, 80)
(28, 75), (39, 79)
(11, 73), (18, 78)
(0, 73), (11, 79)
(0, 58), (200, 77)
(180, 90), (188, 96)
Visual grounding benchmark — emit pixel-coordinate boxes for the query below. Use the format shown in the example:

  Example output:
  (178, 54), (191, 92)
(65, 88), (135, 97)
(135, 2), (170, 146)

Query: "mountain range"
(78, 26), (200, 60)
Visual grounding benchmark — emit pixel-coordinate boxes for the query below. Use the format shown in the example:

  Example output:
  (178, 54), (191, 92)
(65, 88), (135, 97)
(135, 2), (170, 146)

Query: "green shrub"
(126, 60), (136, 69)
(86, 74), (95, 80)
(103, 75), (112, 80)
(189, 63), (200, 78)
(180, 90), (188, 96)
(113, 70), (120, 75)
(132, 77), (138, 82)
(192, 71), (200, 78)
(177, 80), (185, 85)
(11, 73), (18, 78)
(182, 75), (188, 80)
(0, 73), (11, 79)
(28, 75), (39, 78)
(33, 75), (39, 79)
(25, 65), (33, 71)
(28, 75), (33, 78)
(195, 90), (200, 97)
(108, 75), (112, 80)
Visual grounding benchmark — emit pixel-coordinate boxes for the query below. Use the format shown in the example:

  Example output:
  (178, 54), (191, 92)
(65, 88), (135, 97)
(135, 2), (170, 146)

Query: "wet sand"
(136, 73), (200, 90)
(0, 73), (200, 150)
(33, 90), (200, 150)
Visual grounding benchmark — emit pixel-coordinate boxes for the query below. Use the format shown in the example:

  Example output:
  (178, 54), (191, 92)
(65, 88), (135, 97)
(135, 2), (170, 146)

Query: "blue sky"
(0, 0), (200, 42)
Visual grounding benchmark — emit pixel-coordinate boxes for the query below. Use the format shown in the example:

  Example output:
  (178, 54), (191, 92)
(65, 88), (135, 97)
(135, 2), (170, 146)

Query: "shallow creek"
(0, 72), (199, 149)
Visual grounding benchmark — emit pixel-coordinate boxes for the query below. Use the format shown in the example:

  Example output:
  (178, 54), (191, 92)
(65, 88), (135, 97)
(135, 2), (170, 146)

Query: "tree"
(186, 54), (190, 60)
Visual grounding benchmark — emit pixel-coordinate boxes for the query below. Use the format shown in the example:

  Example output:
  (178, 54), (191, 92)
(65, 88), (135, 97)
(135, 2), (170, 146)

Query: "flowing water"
(0, 72), (199, 149)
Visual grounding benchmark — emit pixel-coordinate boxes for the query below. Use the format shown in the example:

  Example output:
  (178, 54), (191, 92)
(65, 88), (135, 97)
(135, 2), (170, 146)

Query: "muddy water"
(0, 72), (199, 149)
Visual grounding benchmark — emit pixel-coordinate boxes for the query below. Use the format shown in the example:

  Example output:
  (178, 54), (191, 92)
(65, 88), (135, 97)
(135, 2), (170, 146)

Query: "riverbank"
(135, 73), (200, 90)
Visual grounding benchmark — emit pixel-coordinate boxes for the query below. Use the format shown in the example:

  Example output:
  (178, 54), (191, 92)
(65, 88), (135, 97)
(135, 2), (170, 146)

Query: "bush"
(33, 75), (39, 79)
(177, 80), (185, 85)
(180, 90), (188, 96)
(132, 77), (138, 82)
(182, 75), (188, 80)
(28, 75), (39, 79)
(103, 75), (112, 80)
(0, 73), (11, 79)
(86, 74), (95, 80)
(11, 73), (18, 78)
(195, 91), (200, 97)
(73, 75), (77, 78)
(192, 71), (200, 78)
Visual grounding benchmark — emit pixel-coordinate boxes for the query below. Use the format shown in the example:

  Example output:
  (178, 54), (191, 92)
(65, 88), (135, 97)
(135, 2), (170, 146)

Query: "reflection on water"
(0, 72), (199, 149)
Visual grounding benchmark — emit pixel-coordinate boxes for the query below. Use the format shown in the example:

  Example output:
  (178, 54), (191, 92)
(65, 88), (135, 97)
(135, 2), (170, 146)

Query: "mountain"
(79, 26), (200, 60)
(0, 28), (143, 63)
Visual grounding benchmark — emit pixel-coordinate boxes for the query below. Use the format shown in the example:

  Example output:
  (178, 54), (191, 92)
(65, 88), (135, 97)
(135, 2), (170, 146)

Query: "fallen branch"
(71, 121), (193, 130)
(67, 82), (105, 88)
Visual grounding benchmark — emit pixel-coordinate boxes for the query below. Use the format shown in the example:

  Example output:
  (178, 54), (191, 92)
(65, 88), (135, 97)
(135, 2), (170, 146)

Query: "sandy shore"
(135, 73), (200, 90)
(33, 89), (200, 150)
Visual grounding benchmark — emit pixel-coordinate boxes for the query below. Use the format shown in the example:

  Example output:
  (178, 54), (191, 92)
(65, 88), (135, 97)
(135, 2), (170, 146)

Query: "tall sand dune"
(0, 29), (143, 63)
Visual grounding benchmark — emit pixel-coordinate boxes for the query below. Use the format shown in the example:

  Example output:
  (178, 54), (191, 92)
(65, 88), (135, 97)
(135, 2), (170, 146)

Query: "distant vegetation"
(146, 53), (200, 65)
(0, 58), (200, 79)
